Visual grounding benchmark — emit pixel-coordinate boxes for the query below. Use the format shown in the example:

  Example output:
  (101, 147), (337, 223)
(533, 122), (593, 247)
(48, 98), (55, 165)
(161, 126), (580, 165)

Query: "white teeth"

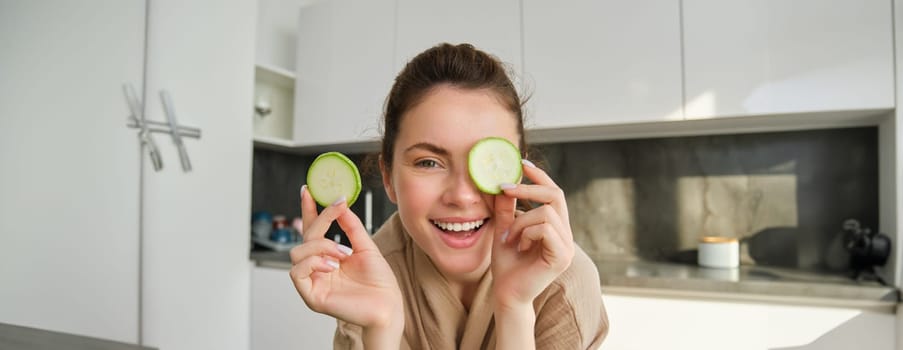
(432, 219), (485, 232)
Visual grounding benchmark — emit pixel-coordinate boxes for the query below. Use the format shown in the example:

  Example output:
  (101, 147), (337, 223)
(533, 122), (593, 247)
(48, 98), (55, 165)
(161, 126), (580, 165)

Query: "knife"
(160, 90), (192, 172)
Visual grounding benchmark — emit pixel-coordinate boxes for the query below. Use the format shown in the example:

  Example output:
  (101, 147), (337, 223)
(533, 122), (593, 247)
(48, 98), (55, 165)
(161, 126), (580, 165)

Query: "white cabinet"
(0, 1), (255, 348)
(256, 0), (315, 72)
(292, 0), (520, 148)
(394, 0), (521, 77)
(293, 0), (396, 147)
(602, 294), (895, 350)
(683, 0), (894, 119)
(522, 0), (683, 129)
(251, 266), (336, 350)
(141, 1), (254, 349)
(0, 0), (144, 343)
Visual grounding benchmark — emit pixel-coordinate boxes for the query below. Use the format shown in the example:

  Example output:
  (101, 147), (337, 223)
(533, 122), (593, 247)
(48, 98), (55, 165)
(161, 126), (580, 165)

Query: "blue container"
(270, 227), (293, 244)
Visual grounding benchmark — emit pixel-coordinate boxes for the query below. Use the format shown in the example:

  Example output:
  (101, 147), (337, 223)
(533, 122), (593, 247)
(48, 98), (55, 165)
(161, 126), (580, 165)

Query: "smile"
(431, 219), (485, 232)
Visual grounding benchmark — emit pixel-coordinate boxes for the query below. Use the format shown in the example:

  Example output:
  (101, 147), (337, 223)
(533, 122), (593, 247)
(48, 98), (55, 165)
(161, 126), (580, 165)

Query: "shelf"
(254, 63), (295, 89)
(253, 135), (296, 152)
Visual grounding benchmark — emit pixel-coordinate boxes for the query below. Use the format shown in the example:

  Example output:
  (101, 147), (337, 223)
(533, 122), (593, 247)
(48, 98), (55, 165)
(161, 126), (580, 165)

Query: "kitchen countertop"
(251, 249), (899, 312)
(596, 259), (898, 312)
(0, 323), (155, 350)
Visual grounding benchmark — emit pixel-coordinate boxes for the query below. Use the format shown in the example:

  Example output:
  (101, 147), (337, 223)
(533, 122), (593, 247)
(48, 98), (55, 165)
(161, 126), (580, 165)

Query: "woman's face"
(382, 85), (520, 280)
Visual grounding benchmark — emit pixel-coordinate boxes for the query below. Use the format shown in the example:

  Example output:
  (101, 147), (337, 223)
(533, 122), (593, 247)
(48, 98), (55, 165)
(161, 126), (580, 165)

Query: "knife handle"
(177, 145), (192, 172)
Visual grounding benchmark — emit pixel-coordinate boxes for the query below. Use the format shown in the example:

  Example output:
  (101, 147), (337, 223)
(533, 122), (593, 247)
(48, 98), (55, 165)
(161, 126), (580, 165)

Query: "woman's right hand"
(289, 186), (403, 334)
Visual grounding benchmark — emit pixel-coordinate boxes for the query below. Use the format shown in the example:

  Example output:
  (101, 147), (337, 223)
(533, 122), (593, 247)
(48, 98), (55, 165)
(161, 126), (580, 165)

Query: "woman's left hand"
(490, 160), (575, 310)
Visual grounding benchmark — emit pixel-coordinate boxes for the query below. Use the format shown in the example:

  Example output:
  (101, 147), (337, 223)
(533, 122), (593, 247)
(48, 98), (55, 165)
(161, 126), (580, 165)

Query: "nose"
(441, 166), (482, 208)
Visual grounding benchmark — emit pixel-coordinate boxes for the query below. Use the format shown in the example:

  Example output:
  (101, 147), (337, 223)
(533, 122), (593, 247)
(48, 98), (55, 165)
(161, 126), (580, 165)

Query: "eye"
(414, 159), (440, 169)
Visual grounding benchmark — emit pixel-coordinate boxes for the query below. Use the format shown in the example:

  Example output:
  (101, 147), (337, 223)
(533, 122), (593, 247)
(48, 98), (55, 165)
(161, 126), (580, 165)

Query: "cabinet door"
(683, 0), (894, 119)
(293, 0), (396, 146)
(251, 266), (336, 350)
(603, 295), (894, 349)
(140, 0), (255, 349)
(0, 0), (144, 343)
(523, 0), (683, 129)
(395, 0), (521, 83)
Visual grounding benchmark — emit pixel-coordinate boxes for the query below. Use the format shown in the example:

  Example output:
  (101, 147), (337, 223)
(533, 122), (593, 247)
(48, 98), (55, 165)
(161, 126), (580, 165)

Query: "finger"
(289, 256), (339, 306)
(516, 223), (570, 267)
(300, 185), (317, 232)
(289, 238), (353, 265)
(493, 193), (517, 246)
(291, 255), (339, 280)
(505, 160), (561, 215)
(504, 205), (565, 246)
(335, 208), (379, 252)
(303, 197), (349, 241)
(521, 159), (558, 187)
(500, 183), (567, 221)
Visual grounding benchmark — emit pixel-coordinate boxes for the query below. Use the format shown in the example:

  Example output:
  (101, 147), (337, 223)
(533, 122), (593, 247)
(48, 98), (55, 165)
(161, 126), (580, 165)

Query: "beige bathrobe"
(334, 213), (609, 349)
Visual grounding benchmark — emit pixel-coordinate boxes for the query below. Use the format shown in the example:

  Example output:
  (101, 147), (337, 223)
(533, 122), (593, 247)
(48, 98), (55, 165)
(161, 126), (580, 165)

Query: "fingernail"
(331, 196), (346, 206)
(300, 184), (307, 195)
(500, 183), (516, 190)
(501, 230), (509, 243)
(325, 259), (340, 269)
(522, 159), (536, 168)
(337, 244), (353, 256)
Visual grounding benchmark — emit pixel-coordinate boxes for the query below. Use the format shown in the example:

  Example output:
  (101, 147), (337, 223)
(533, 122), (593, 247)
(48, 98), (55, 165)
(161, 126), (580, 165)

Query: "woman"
(289, 43), (609, 349)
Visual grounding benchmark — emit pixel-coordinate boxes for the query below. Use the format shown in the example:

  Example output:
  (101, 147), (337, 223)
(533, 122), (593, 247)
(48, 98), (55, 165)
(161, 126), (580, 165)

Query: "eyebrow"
(403, 142), (449, 157)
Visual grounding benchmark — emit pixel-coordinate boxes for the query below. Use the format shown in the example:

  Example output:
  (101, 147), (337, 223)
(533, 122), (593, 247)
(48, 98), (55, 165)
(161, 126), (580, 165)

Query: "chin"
(429, 235), (492, 278)
(435, 253), (487, 276)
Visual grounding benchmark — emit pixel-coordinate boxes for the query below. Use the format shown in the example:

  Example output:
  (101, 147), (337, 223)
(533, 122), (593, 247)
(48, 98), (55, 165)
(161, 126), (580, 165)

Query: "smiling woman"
(289, 43), (609, 350)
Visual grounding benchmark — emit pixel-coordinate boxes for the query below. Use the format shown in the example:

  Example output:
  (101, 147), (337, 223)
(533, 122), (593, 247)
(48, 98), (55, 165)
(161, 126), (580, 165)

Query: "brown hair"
(379, 43), (528, 172)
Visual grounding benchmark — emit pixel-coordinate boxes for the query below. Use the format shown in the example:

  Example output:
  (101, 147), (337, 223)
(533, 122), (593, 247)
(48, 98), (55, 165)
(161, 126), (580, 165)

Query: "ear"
(379, 155), (398, 204)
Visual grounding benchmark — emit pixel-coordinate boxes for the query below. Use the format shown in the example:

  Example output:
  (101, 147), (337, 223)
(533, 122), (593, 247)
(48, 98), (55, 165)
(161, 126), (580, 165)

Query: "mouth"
(430, 218), (489, 249)
(431, 218), (486, 234)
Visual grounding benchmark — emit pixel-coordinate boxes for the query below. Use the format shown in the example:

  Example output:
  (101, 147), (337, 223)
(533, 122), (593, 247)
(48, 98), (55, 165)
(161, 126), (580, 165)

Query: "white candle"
(365, 190), (373, 234)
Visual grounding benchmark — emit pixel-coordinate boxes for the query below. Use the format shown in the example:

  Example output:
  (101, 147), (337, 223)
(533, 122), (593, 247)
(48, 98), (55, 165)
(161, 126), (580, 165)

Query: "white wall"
(888, 0), (903, 290)
(256, 0), (315, 70)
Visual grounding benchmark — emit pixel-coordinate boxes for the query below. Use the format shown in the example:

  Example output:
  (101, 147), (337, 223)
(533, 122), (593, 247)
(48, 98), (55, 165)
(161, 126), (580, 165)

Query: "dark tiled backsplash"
(253, 127), (878, 273)
(535, 127), (878, 273)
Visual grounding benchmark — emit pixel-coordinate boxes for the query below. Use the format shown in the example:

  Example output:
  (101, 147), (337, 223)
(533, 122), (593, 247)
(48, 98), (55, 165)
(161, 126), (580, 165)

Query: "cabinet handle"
(123, 84), (163, 171)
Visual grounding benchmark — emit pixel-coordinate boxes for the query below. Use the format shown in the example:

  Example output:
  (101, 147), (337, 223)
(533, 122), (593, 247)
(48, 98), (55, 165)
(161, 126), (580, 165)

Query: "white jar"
(698, 236), (739, 269)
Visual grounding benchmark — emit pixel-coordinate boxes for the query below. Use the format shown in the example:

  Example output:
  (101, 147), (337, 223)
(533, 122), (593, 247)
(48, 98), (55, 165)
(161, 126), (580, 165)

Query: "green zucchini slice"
(306, 152), (362, 207)
(468, 137), (522, 195)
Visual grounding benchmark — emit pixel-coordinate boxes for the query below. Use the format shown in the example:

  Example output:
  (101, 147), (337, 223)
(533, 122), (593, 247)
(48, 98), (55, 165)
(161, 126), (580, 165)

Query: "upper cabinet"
(522, 0), (684, 129)
(293, 0), (396, 147)
(395, 0), (521, 79)
(289, 0), (897, 148)
(683, 0), (895, 119)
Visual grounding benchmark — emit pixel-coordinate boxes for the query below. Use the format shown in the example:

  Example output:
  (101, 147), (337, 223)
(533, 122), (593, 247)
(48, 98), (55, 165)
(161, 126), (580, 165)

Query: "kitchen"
(2, 0), (902, 349)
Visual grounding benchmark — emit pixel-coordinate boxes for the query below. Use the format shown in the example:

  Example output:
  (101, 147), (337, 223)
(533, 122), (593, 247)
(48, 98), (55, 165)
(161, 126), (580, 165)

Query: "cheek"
(395, 173), (441, 208)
